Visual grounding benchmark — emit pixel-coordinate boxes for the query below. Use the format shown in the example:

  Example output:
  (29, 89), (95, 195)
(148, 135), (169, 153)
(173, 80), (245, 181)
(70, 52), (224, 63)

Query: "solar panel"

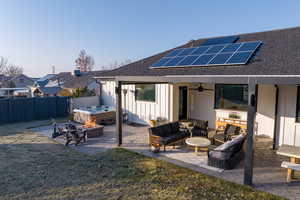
(177, 48), (197, 56)
(177, 55), (199, 66)
(164, 56), (185, 66)
(151, 57), (173, 67)
(221, 43), (241, 53)
(238, 42), (261, 51)
(206, 45), (225, 54)
(190, 46), (210, 55)
(193, 54), (216, 65)
(150, 41), (262, 68)
(165, 49), (184, 57)
(201, 36), (239, 46)
(209, 53), (232, 65)
(226, 52), (253, 64)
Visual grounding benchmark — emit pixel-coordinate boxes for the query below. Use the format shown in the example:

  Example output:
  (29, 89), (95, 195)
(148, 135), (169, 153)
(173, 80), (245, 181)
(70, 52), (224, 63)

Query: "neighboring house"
(32, 86), (62, 97)
(32, 74), (62, 97)
(8, 74), (34, 88)
(0, 74), (34, 88)
(96, 26), (300, 151)
(35, 74), (57, 87)
(61, 70), (107, 96)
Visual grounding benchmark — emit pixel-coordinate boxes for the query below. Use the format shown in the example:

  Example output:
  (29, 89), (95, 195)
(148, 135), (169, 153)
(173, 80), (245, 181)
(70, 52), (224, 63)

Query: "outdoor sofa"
(149, 122), (190, 151)
(208, 134), (246, 170)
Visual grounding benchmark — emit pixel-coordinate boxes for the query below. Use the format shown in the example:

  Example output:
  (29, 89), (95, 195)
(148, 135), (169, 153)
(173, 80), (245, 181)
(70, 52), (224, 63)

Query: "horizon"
(0, 0), (299, 77)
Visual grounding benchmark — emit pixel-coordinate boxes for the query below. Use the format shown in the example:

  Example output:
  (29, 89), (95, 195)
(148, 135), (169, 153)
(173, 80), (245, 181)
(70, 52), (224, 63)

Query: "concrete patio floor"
(32, 122), (300, 200)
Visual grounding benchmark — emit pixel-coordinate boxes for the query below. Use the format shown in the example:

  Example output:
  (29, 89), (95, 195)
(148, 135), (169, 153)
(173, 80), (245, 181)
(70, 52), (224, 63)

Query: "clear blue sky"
(0, 0), (299, 77)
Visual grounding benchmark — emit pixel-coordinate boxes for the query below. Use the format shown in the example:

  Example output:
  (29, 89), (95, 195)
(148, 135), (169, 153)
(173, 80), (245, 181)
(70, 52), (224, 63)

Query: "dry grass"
(0, 127), (285, 200)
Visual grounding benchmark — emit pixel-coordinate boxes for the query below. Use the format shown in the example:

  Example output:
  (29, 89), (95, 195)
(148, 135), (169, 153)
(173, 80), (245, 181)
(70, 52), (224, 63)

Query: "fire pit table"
(77, 124), (104, 138)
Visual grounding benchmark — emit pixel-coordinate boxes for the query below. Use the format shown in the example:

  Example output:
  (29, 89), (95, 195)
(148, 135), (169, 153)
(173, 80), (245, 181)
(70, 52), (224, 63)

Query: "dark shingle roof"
(63, 70), (108, 89)
(101, 27), (300, 77)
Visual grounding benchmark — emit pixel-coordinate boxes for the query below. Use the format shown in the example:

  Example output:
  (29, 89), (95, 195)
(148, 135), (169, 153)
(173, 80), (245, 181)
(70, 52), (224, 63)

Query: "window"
(135, 84), (156, 102)
(215, 84), (248, 111)
(296, 86), (300, 122)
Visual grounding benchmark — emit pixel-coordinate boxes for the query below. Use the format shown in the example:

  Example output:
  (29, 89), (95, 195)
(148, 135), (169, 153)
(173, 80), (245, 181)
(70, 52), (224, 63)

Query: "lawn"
(0, 127), (285, 200)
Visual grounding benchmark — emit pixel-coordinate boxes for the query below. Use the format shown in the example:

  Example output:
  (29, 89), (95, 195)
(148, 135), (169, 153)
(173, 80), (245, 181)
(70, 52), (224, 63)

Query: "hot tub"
(73, 105), (116, 125)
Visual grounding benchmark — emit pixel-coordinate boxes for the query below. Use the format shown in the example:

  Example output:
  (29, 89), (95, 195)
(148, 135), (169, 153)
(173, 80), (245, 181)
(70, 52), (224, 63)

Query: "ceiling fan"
(189, 84), (214, 92)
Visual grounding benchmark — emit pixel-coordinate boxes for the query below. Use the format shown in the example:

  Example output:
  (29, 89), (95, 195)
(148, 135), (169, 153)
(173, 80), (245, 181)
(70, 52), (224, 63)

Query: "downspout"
(273, 85), (279, 150)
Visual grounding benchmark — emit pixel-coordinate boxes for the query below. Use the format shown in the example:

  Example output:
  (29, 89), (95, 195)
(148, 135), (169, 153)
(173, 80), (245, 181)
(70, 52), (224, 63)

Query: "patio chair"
(208, 134), (246, 170)
(64, 123), (87, 146)
(189, 119), (209, 137)
(213, 124), (241, 145)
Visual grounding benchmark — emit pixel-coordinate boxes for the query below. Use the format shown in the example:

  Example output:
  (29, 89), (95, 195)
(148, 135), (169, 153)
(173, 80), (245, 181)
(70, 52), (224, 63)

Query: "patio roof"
(95, 75), (300, 85)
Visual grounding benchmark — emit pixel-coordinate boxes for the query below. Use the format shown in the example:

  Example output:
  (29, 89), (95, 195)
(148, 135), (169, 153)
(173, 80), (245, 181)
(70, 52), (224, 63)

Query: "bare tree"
(75, 50), (94, 72)
(5, 64), (23, 76)
(0, 57), (23, 76)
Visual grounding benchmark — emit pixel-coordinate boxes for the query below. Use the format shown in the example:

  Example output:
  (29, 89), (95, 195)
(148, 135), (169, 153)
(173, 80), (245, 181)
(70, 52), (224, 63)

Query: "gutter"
(273, 85), (279, 150)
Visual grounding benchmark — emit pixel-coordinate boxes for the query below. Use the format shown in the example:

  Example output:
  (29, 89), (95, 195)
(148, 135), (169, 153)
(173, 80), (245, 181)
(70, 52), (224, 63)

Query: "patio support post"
(244, 80), (257, 186)
(115, 81), (123, 146)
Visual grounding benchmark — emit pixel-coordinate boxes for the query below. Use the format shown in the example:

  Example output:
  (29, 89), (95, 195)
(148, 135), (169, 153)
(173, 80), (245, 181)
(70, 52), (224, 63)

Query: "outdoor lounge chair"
(149, 122), (190, 151)
(208, 134), (246, 170)
(213, 124), (241, 145)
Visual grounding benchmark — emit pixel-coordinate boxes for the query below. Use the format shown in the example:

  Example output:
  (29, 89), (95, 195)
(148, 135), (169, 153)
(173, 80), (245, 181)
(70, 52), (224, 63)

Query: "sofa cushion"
(162, 124), (173, 136)
(149, 126), (163, 137)
(170, 122), (180, 134)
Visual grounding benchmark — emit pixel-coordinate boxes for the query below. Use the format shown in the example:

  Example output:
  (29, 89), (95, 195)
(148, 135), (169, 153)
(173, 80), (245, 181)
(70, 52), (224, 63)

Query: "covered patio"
(109, 75), (300, 187)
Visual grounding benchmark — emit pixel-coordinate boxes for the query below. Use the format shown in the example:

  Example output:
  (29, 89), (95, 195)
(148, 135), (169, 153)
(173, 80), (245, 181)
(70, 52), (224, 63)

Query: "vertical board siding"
(277, 85), (300, 147)
(101, 81), (171, 125)
(0, 97), (70, 124)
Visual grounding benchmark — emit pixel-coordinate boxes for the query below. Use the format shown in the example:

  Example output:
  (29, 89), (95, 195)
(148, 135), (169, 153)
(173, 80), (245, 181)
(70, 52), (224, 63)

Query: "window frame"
(214, 84), (248, 111)
(135, 84), (156, 103)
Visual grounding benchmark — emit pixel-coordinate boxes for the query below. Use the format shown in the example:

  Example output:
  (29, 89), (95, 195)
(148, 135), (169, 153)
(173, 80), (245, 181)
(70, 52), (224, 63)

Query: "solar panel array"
(200, 36), (239, 46)
(150, 41), (262, 68)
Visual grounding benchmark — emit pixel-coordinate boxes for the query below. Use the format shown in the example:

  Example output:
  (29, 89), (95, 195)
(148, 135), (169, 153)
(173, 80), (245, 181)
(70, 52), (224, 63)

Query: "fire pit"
(79, 118), (104, 138)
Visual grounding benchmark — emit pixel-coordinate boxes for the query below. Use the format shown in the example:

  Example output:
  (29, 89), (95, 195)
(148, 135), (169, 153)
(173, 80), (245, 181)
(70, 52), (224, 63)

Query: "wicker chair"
(208, 134), (246, 170)
(213, 124), (241, 145)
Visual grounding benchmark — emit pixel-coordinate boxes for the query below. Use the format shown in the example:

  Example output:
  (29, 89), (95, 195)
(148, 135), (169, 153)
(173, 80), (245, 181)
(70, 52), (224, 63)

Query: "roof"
(100, 27), (300, 77)
(37, 86), (62, 95)
(63, 70), (108, 89)
(37, 74), (56, 82)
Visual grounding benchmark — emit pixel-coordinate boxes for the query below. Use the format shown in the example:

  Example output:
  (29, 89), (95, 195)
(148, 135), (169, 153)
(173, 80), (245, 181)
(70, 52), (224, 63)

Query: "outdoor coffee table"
(185, 137), (211, 154)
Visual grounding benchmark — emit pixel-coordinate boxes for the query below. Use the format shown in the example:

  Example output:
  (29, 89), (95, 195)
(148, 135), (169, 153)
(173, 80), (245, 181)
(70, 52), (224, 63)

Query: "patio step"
(281, 161), (300, 171)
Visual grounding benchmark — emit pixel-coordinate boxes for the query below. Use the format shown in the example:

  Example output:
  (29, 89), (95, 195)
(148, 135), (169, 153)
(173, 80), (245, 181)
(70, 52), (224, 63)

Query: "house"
(61, 70), (108, 96)
(95, 26), (300, 185)
(0, 74), (34, 88)
(32, 86), (62, 97)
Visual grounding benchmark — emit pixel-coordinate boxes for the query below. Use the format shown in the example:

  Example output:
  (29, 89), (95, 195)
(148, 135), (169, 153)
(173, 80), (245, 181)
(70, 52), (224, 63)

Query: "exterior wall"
(101, 80), (280, 140)
(277, 85), (300, 147)
(101, 81), (171, 125)
(188, 84), (276, 137)
(256, 85), (276, 138)
(188, 83), (216, 128)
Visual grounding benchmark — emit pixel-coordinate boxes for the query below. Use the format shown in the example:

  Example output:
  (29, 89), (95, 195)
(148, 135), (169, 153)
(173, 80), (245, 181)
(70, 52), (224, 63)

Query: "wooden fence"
(0, 96), (70, 124)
